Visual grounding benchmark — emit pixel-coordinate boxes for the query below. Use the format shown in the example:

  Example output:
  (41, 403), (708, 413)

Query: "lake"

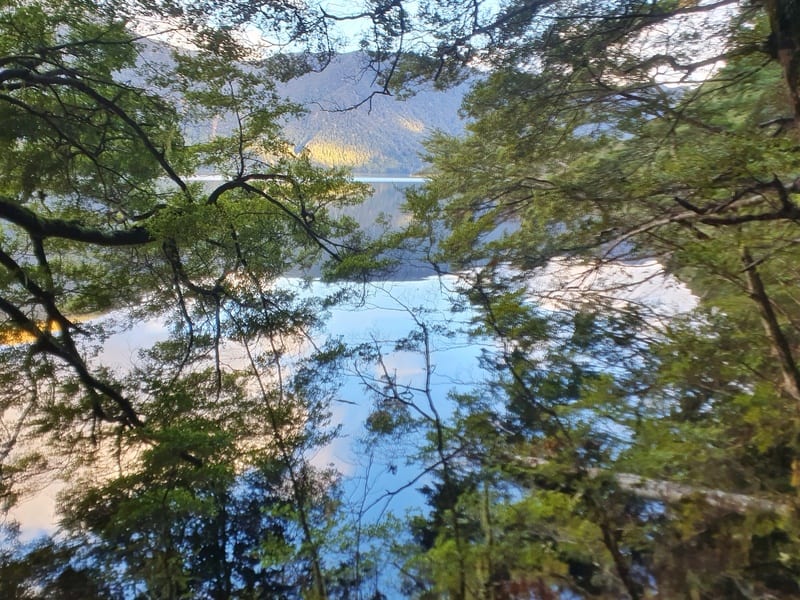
(9, 176), (695, 547)
(9, 176), (468, 538)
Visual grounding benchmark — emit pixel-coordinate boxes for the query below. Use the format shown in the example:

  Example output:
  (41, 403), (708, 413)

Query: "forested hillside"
(278, 52), (469, 175)
(135, 43), (469, 175)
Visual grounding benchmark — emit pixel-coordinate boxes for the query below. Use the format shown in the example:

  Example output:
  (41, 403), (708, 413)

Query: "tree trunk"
(603, 470), (792, 516)
(740, 246), (800, 403)
(765, 0), (800, 124)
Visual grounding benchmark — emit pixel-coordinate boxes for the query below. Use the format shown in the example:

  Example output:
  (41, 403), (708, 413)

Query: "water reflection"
(324, 179), (444, 281)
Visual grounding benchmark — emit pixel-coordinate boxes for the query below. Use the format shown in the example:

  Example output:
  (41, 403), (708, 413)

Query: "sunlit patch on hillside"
(305, 140), (373, 167)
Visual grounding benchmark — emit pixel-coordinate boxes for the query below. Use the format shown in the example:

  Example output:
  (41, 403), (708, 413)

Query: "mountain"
(275, 53), (470, 175)
(129, 43), (470, 176)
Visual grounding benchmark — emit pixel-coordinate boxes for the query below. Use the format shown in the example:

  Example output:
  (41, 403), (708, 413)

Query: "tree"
(0, 0), (375, 596)
(347, 0), (800, 597)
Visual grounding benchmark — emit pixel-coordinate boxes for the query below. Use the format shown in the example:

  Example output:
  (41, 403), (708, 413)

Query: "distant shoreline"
(187, 174), (428, 184)
(351, 176), (428, 183)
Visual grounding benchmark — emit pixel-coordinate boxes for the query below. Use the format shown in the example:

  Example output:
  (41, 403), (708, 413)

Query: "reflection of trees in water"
(337, 181), (414, 233)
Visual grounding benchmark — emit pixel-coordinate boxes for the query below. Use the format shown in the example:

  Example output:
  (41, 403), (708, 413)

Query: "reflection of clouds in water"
(379, 350), (426, 380)
(9, 265), (695, 537)
(322, 266), (697, 519)
(8, 483), (61, 541)
(529, 258), (696, 316)
(312, 277), (484, 520)
(308, 436), (356, 477)
(10, 278), (467, 538)
(94, 315), (169, 372)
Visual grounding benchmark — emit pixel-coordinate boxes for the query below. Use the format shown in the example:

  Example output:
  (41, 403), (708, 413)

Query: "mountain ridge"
(275, 53), (470, 175)
(130, 43), (470, 176)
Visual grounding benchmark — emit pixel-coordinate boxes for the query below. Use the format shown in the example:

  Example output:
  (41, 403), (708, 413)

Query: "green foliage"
(0, 0), (376, 598)
(8, 0), (800, 597)
(356, 1), (800, 598)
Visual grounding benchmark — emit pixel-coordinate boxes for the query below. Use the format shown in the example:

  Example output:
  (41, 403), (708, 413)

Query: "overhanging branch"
(0, 197), (153, 246)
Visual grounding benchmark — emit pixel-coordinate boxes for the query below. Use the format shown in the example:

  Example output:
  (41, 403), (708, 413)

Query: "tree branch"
(0, 68), (188, 193)
(740, 246), (800, 403)
(0, 197), (153, 246)
(514, 455), (794, 516)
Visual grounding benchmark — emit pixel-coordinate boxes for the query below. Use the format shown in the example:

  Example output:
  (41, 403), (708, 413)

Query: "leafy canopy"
(350, 0), (800, 598)
(0, 0), (380, 596)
